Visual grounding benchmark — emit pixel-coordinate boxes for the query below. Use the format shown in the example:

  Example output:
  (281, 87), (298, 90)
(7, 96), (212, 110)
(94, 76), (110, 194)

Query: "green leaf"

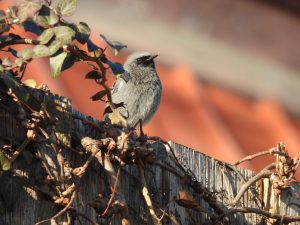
(50, 52), (76, 78)
(8, 6), (18, 19)
(38, 28), (54, 44)
(50, 52), (67, 78)
(53, 26), (75, 45)
(0, 151), (10, 171)
(17, 0), (43, 22)
(0, 10), (9, 34)
(22, 79), (36, 88)
(75, 22), (91, 44)
(90, 90), (107, 101)
(48, 39), (63, 55)
(56, 0), (77, 17)
(32, 45), (51, 58)
(14, 58), (25, 67)
(17, 48), (33, 60)
(2, 58), (11, 66)
(85, 70), (101, 79)
(33, 5), (59, 27)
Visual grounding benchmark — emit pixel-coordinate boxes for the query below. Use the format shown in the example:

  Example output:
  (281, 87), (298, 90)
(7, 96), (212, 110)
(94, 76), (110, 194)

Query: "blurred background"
(1, 0), (300, 175)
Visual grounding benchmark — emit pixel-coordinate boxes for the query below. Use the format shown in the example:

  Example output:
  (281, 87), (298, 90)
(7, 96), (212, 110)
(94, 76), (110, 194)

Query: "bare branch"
(138, 159), (162, 225)
(231, 163), (275, 206)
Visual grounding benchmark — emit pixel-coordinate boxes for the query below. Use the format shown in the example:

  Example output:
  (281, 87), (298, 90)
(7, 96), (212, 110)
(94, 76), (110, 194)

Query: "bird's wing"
(103, 72), (131, 117)
(111, 77), (126, 96)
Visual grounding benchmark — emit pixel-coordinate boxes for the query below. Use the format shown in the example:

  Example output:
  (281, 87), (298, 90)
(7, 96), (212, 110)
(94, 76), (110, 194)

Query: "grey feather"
(104, 51), (162, 127)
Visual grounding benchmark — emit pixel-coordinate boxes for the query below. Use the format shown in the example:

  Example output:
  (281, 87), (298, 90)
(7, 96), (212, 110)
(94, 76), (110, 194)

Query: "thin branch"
(231, 163), (275, 206)
(9, 138), (31, 163)
(158, 207), (181, 225)
(67, 46), (127, 127)
(3, 88), (35, 114)
(225, 163), (262, 208)
(38, 126), (66, 189)
(35, 187), (77, 225)
(137, 159), (162, 225)
(147, 136), (187, 175)
(217, 207), (300, 224)
(19, 63), (28, 80)
(152, 160), (187, 181)
(72, 147), (100, 177)
(234, 147), (288, 166)
(0, 38), (40, 49)
(80, 137), (131, 225)
(158, 199), (174, 222)
(100, 165), (121, 216)
(36, 149), (57, 184)
(234, 150), (272, 166)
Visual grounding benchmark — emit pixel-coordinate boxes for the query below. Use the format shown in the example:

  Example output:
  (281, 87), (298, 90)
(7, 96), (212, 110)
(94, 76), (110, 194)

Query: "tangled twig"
(35, 186), (78, 225)
(231, 163), (275, 206)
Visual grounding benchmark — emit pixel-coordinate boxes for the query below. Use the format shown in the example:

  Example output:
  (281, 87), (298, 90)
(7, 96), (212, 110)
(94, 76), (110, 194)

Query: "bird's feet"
(131, 119), (148, 142)
(138, 119), (148, 142)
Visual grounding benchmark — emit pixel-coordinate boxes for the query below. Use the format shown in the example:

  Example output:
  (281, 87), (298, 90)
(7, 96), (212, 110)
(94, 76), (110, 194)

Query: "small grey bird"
(104, 51), (162, 128)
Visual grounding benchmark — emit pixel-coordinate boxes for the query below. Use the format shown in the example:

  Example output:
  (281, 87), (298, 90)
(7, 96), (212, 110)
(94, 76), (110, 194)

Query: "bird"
(104, 51), (162, 129)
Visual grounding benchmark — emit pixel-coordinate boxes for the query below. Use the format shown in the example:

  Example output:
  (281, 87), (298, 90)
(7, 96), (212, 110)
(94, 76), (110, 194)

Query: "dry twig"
(138, 159), (162, 225)
(231, 163), (275, 206)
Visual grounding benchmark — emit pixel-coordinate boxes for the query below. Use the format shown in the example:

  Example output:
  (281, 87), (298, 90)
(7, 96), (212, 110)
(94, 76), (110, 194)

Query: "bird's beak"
(149, 54), (158, 61)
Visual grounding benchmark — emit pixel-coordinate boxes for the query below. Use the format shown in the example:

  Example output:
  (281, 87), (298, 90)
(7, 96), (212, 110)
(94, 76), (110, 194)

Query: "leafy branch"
(0, 0), (126, 107)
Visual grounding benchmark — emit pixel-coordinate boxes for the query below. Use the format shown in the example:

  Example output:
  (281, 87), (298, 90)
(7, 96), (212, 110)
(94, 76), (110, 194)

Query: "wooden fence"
(0, 73), (299, 225)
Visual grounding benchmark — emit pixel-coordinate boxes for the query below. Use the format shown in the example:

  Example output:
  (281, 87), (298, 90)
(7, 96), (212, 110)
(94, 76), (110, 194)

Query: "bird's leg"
(133, 119), (145, 136)
(139, 119), (148, 142)
(130, 120), (147, 142)
(139, 119), (144, 136)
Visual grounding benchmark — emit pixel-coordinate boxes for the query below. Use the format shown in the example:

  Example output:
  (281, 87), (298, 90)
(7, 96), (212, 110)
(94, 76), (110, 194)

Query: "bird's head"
(124, 51), (158, 72)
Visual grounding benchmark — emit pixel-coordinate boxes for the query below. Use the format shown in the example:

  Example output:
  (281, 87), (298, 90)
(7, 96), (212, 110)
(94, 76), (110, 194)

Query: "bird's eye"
(137, 58), (143, 64)
(137, 56), (151, 64)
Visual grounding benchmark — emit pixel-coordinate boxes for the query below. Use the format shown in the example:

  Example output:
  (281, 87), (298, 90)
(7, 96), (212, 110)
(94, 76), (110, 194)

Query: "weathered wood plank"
(168, 142), (299, 224)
